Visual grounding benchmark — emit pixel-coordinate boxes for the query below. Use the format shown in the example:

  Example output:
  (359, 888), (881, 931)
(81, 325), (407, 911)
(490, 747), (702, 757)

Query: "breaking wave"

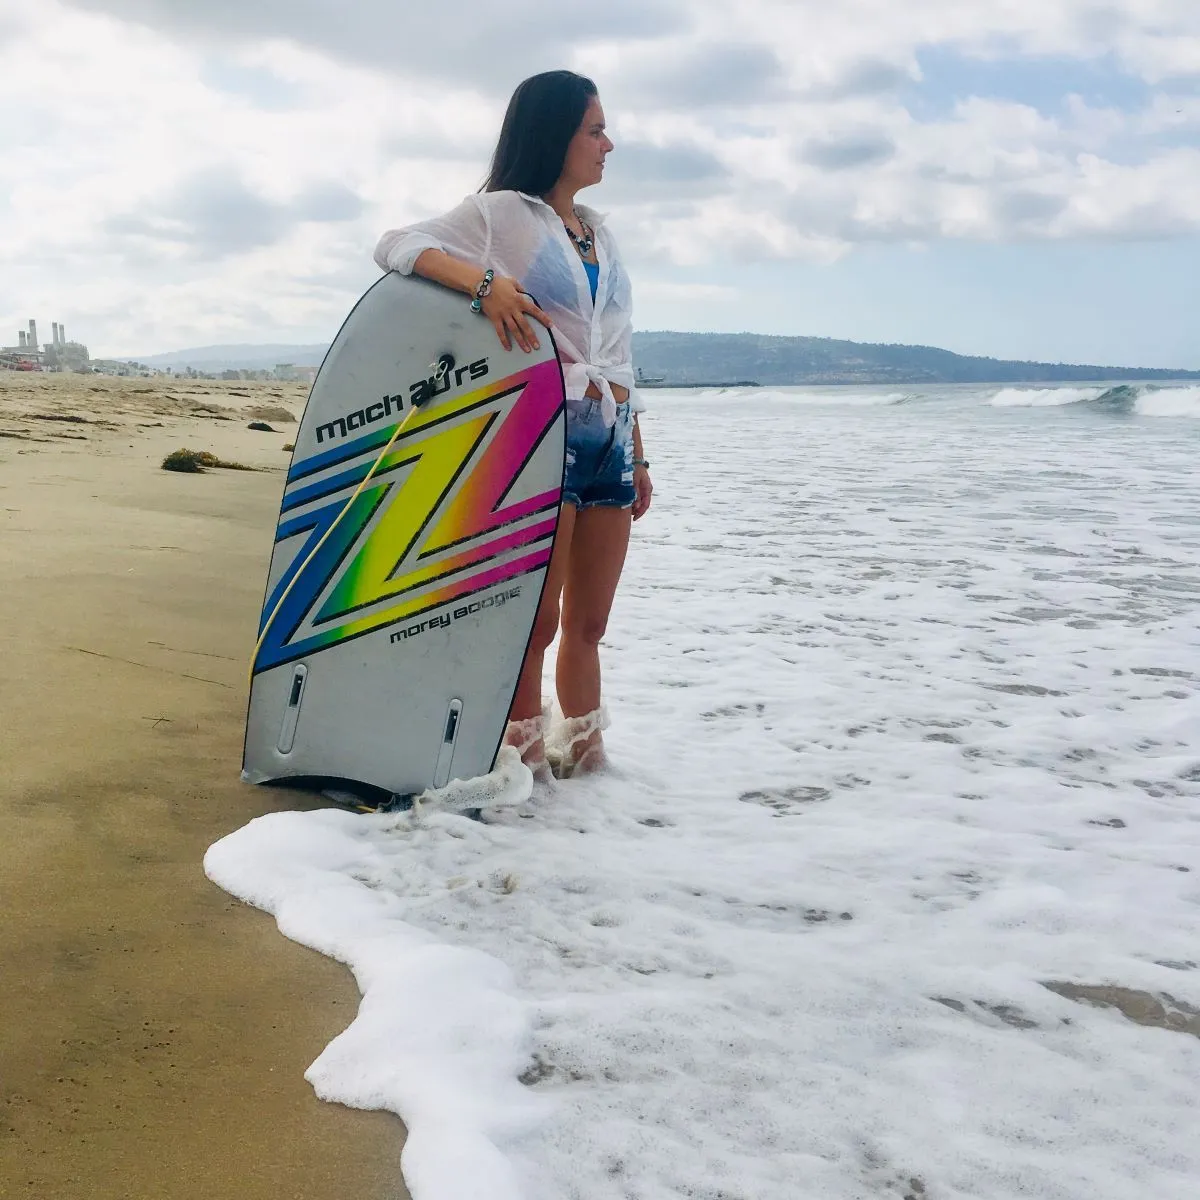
(741, 389), (914, 407)
(990, 386), (1107, 408)
(677, 388), (915, 408)
(775, 390), (912, 407)
(658, 383), (1199, 418)
(1134, 386), (1200, 418)
(990, 383), (1200, 418)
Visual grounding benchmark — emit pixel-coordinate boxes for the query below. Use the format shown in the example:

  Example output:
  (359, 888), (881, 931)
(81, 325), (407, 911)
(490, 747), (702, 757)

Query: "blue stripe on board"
(276, 507), (324, 544)
(282, 461), (374, 514)
(260, 494), (346, 633)
(287, 422), (399, 483)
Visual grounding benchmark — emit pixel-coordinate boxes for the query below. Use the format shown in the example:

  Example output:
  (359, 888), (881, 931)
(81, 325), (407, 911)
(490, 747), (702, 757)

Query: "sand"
(0, 373), (410, 1200)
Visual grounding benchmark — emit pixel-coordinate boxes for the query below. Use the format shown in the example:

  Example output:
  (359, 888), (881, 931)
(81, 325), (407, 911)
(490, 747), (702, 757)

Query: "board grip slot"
(433, 698), (463, 788)
(277, 663), (308, 754)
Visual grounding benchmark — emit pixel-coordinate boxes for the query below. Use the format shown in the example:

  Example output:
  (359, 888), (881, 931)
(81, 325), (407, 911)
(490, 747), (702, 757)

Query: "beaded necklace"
(563, 210), (595, 259)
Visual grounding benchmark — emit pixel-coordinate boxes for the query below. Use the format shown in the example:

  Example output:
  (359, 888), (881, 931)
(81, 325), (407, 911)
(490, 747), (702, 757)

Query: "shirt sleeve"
(373, 195), (491, 275)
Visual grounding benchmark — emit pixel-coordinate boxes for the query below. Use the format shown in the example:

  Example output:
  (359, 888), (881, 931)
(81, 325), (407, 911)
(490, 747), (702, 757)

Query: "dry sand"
(0, 373), (409, 1200)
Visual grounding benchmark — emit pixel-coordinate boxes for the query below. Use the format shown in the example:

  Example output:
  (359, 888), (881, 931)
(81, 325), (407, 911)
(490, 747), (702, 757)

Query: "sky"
(2, 0), (1199, 367)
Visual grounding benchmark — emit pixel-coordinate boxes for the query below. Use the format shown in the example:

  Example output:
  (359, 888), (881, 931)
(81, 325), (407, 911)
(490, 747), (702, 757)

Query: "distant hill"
(123, 344), (327, 372)
(119, 333), (1200, 385)
(630, 332), (1200, 386)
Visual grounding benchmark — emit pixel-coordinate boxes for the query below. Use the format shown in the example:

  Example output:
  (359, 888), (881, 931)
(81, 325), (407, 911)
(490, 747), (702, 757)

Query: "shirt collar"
(516, 191), (608, 227)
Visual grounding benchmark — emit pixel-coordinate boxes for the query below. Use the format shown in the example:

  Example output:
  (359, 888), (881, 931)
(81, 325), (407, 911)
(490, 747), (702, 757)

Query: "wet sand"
(0, 374), (409, 1199)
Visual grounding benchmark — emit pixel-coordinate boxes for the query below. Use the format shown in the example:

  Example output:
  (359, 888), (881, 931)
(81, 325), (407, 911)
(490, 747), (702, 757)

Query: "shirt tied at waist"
(563, 362), (620, 427)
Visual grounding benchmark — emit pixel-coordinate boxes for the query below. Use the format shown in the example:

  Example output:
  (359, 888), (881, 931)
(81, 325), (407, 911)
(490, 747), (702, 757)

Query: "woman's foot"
(504, 712), (552, 783)
(546, 706), (611, 779)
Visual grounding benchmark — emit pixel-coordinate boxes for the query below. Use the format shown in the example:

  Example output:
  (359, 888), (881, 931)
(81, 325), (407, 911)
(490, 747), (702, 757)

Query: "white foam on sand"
(206, 393), (1200, 1200)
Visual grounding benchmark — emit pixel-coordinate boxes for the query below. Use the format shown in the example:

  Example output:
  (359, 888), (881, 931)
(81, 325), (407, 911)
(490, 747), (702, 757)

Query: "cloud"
(293, 182), (365, 224)
(102, 171), (366, 260)
(5, 0), (1200, 355)
(59, 0), (689, 84)
(801, 132), (896, 170)
(602, 140), (730, 204)
(802, 56), (919, 99)
(993, 188), (1068, 225)
(637, 281), (741, 302)
(198, 57), (306, 110)
(159, 172), (284, 256)
(617, 42), (788, 108)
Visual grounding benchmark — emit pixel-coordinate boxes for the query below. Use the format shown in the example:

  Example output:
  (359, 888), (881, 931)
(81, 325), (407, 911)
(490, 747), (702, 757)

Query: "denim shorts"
(562, 398), (636, 510)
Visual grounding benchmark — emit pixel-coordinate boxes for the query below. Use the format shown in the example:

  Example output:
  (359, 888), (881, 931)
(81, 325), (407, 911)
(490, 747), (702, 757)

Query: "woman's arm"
(631, 414), (652, 520)
(375, 196), (488, 275)
(411, 248), (551, 354)
(411, 248), (494, 296)
(376, 196), (548, 353)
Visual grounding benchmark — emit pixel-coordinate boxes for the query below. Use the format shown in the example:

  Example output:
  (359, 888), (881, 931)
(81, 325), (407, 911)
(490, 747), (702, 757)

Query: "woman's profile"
(374, 70), (652, 780)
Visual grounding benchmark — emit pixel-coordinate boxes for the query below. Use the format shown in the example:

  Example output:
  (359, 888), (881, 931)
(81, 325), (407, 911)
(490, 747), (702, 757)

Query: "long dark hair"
(483, 70), (597, 195)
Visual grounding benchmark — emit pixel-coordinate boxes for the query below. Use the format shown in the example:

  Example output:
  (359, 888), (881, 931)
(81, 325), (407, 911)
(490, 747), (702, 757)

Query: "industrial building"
(1, 318), (91, 372)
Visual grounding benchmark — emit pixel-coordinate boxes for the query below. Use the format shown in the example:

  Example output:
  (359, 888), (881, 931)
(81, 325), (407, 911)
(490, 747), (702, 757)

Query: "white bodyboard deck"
(242, 272), (566, 800)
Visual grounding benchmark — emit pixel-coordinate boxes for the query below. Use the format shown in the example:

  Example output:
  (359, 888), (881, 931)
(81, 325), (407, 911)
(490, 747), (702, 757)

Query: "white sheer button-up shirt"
(374, 190), (644, 425)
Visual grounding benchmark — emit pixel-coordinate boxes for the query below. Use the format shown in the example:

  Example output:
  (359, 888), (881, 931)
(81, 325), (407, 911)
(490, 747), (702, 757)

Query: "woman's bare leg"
(555, 504), (632, 771)
(505, 503), (577, 766)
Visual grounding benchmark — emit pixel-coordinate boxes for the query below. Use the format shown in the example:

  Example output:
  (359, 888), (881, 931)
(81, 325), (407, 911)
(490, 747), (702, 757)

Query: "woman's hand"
(632, 464), (653, 521)
(481, 276), (552, 353)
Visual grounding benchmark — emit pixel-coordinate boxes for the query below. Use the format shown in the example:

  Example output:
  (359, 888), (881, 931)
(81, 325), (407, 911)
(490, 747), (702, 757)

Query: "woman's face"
(561, 96), (613, 191)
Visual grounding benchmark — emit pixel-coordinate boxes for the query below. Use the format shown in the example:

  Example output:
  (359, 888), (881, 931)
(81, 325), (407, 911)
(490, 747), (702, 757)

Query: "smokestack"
(51, 322), (58, 345)
(28, 320), (37, 351)
(19, 330), (26, 348)
(53, 322), (61, 345)
(59, 323), (66, 345)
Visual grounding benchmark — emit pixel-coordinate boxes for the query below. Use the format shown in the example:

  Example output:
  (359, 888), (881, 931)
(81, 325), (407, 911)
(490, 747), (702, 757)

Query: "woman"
(374, 70), (652, 780)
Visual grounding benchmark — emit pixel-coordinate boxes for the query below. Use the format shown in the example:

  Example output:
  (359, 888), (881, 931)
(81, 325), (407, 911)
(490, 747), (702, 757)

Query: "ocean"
(207, 379), (1200, 1200)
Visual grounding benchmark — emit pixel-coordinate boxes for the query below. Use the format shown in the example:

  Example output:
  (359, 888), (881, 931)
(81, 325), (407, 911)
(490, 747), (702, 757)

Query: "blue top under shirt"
(583, 260), (599, 303)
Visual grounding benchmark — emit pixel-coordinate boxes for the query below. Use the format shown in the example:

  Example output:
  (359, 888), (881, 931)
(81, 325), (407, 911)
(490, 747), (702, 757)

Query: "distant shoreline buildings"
(1, 318), (91, 373)
(1, 319), (315, 383)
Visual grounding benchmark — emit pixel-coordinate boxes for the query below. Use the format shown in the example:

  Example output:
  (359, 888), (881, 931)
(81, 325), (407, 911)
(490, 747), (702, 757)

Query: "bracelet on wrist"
(469, 269), (495, 314)
(633, 457), (650, 469)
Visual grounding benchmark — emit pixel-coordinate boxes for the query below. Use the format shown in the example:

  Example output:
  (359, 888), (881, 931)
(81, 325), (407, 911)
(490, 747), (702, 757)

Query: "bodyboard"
(242, 271), (566, 799)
